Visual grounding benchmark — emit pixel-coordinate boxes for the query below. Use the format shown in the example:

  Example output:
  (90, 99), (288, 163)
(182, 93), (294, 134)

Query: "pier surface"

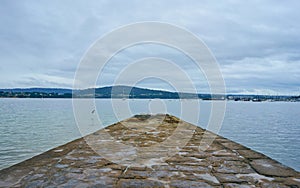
(0, 114), (299, 187)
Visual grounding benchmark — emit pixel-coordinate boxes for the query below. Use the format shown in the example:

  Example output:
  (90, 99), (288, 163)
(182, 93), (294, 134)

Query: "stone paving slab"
(0, 114), (299, 187)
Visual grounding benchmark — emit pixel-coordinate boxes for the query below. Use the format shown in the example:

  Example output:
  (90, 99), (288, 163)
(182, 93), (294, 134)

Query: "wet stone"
(236, 149), (268, 159)
(207, 155), (243, 164)
(223, 183), (255, 188)
(0, 114), (298, 187)
(89, 176), (117, 187)
(170, 180), (214, 188)
(235, 173), (274, 183)
(117, 179), (165, 188)
(65, 172), (86, 180)
(250, 159), (298, 177)
(212, 149), (238, 157)
(214, 161), (255, 174)
(151, 165), (177, 171)
(55, 164), (69, 169)
(23, 173), (44, 182)
(283, 177), (300, 187)
(174, 164), (210, 173)
(219, 141), (249, 150)
(214, 173), (248, 184)
(193, 173), (220, 185)
(59, 179), (90, 188)
(258, 181), (290, 188)
(23, 180), (45, 188)
(121, 170), (153, 179)
(151, 170), (180, 179)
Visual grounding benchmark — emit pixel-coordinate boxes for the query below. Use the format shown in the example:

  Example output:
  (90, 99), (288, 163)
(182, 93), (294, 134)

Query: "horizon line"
(0, 85), (299, 96)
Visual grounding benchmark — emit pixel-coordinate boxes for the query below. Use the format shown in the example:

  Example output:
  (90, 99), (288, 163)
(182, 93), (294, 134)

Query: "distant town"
(0, 86), (299, 102)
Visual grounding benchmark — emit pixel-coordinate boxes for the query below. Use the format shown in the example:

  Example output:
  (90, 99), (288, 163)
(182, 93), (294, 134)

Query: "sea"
(0, 98), (299, 171)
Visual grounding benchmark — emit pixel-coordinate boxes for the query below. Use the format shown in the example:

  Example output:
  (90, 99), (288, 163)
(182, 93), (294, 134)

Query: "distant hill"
(0, 86), (297, 101)
(75, 85), (184, 99)
(0, 88), (72, 94)
(0, 86), (211, 99)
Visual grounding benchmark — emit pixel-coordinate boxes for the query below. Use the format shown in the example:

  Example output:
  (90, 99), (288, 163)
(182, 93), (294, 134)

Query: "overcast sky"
(0, 0), (299, 94)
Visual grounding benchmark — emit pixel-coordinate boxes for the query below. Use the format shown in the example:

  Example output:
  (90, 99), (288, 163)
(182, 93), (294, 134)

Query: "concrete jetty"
(0, 114), (299, 187)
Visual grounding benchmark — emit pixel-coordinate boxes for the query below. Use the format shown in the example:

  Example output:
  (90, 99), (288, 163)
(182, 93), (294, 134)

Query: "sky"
(0, 0), (300, 95)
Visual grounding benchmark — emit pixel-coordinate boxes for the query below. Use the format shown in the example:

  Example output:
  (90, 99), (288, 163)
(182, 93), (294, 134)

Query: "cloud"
(95, 44), (210, 92)
(0, 0), (299, 94)
(16, 74), (75, 88)
(221, 57), (300, 94)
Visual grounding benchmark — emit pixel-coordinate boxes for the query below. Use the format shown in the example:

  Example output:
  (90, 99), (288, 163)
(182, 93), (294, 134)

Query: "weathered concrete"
(0, 114), (299, 187)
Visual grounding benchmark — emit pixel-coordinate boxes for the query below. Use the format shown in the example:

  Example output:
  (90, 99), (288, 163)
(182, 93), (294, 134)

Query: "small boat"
(252, 98), (262, 102)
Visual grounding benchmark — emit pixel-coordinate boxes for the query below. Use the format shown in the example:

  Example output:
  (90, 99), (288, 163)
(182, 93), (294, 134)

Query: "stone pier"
(0, 114), (299, 187)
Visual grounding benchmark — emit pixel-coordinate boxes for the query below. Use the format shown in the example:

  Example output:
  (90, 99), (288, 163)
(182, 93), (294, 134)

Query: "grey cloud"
(222, 57), (300, 94)
(0, 0), (299, 94)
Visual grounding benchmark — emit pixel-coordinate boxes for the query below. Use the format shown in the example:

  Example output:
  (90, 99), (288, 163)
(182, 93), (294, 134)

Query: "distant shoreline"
(0, 96), (299, 102)
(0, 85), (299, 102)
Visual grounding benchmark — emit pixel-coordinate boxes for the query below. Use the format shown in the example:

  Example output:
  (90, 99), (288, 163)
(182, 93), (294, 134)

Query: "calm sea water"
(0, 98), (299, 171)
